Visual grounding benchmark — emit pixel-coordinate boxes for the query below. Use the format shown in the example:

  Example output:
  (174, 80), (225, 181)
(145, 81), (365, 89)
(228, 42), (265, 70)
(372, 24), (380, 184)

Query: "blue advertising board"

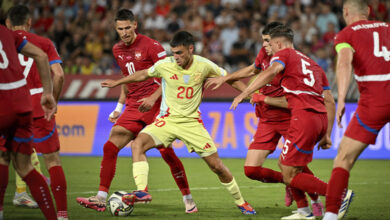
(57, 101), (390, 159)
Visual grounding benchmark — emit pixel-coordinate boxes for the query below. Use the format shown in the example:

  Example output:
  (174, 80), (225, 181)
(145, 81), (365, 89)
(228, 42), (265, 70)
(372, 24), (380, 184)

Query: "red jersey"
(14, 30), (62, 118)
(113, 34), (167, 103)
(0, 25), (31, 115)
(271, 48), (327, 113)
(254, 47), (290, 122)
(334, 20), (390, 107)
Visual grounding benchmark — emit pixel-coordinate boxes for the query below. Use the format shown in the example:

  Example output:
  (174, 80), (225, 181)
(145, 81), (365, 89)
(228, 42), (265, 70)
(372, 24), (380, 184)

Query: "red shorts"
(32, 116), (60, 154)
(345, 104), (390, 145)
(280, 110), (327, 167)
(249, 120), (290, 152)
(115, 99), (161, 135)
(0, 112), (33, 155)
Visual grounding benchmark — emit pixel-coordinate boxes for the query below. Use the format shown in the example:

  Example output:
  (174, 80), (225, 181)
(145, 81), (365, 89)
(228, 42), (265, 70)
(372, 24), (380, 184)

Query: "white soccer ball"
(107, 191), (134, 217)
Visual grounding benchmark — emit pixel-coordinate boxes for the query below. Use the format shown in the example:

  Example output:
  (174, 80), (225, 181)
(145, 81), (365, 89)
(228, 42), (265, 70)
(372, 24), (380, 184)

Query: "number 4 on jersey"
(373, 32), (390, 61)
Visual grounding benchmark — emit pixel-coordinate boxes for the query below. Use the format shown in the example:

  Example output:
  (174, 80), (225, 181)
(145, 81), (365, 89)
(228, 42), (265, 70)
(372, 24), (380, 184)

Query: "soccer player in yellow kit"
(101, 31), (256, 215)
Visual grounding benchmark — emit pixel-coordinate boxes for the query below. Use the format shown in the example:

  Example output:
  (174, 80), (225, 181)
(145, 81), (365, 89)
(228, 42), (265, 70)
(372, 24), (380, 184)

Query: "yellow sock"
(133, 161), (149, 191)
(31, 149), (43, 174)
(15, 172), (26, 194)
(221, 177), (245, 206)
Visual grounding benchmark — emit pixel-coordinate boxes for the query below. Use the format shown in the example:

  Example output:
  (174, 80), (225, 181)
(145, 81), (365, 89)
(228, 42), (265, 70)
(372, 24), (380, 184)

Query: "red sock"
(291, 187), (308, 208)
(23, 169), (56, 220)
(290, 173), (327, 196)
(99, 141), (120, 192)
(302, 165), (319, 201)
(159, 147), (190, 195)
(244, 166), (283, 183)
(0, 164), (8, 210)
(326, 167), (350, 214)
(49, 166), (67, 212)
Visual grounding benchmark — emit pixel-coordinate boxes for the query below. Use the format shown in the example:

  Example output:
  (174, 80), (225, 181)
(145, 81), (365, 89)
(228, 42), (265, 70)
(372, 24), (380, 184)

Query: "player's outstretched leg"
(203, 152), (256, 215)
(13, 149), (42, 209)
(13, 153), (57, 220)
(323, 167), (354, 220)
(158, 146), (197, 213)
(76, 126), (133, 211)
(122, 133), (156, 206)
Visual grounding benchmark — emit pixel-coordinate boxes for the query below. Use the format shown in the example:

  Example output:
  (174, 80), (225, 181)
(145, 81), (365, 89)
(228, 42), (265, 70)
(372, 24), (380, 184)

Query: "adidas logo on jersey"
(170, 74), (179, 80)
(203, 143), (211, 150)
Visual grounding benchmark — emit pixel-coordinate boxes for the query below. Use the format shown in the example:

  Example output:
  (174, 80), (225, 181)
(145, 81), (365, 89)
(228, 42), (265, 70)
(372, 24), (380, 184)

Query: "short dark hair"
(270, 25), (294, 43)
(115, 9), (135, 22)
(262, 21), (284, 35)
(7, 5), (30, 26)
(170, 31), (195, 47)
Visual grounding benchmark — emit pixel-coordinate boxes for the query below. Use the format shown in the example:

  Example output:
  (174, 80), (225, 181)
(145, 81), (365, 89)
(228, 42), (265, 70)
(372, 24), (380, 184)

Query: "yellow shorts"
(140, 116), (217, 157)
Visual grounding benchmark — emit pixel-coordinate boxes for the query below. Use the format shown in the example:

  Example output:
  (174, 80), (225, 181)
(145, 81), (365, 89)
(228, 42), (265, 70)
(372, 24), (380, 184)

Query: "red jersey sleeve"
(334, 28), (352, 48)
(43, 38), (62, 65)
(321, 71), (330, 90)
(254, 47), (266, 70)
(270, 48), (290, 71)
(147, 39), (167, 63)
(12, 31), (28, 53)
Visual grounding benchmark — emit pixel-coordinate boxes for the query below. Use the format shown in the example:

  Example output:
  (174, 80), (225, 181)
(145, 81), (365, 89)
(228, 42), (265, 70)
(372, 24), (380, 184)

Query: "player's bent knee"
(110, 126), (133, 139)
(0, 151), (10, 165)
(244, 166), (264, 181)
(43, 152), (61, 168)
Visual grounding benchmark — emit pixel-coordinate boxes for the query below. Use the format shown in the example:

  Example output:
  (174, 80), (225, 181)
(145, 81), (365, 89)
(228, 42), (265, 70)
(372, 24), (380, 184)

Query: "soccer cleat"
(311, 200), (324, 217)
(76, 195), (106, 212)
(122, 190), (152, 205)
(57, 210), (68, 220)
(338, 189), (354, 220)
(285, 186), (293, 207)
(237, 201), (256, 215)
(183, 198), (198, 213)
(13, 192), (38, 208)
(281, 212), (315, 220)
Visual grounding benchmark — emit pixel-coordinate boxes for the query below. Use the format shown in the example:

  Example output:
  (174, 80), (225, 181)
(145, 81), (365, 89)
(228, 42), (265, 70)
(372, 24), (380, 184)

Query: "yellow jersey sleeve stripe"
(335, 43), (354, 53)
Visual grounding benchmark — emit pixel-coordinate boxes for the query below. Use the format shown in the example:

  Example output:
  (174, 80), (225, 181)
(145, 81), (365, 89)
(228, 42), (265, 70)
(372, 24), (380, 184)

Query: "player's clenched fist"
(101, 79), (119, 88)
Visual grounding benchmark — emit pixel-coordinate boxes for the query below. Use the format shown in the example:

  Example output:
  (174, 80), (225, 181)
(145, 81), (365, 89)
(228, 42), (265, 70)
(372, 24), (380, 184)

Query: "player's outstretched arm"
(205, 65), (258, 90)
(318, 89), (336, 150)
(230, 62), (283, 110)
(20, 42), (56, 120)
(51, 63), (65, 104)
(227, 80), (247, 92)
(335, 47), (353, 128)
(101, 69), (150, 88)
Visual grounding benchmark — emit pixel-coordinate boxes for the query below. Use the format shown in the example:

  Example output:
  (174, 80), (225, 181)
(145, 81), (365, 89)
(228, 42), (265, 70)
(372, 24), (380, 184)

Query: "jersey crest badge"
(183, 75), (190, 84)
(193, 72), (202, 83)
(135, 51), (142, 60)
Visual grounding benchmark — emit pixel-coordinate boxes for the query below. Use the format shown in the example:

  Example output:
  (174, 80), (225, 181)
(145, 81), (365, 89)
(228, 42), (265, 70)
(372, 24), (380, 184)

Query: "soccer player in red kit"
(0, 24), (57, 220)
(76, 9), (196, 213)
(5, 5), (68, 219)
(324, 1), (390, 219)
(231, 25), (333, 219)
(206, 22), (334, 218)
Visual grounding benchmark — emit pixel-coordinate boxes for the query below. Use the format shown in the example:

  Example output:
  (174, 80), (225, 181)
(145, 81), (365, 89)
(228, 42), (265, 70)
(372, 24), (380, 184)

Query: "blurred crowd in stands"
(1, 0), (389, 99)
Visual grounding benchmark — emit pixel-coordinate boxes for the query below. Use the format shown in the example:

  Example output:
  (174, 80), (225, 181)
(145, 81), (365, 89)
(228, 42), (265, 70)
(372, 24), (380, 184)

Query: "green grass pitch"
(3, 156), (390, 219)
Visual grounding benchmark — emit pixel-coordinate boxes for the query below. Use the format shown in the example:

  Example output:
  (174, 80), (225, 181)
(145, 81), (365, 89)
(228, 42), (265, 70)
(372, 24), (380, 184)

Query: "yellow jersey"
(147, 55), (227, 118)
